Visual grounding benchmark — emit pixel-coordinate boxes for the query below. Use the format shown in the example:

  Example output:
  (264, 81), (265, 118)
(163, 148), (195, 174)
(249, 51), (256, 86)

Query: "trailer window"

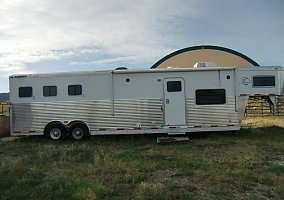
(43, 86), (57, 97)
(167, 81), (182, 92)
(19, 87), (32, 98)
(253, 76), (275, 87)
(68, 85), (82, 96)
(196, 89), (226, 105)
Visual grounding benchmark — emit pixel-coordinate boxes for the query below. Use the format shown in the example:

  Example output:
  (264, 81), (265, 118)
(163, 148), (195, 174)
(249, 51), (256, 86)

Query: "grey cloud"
(0, 0), (200, 76)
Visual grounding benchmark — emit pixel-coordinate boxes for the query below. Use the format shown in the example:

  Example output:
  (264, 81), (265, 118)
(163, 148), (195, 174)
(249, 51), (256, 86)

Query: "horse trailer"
(9, 65), (284, 140)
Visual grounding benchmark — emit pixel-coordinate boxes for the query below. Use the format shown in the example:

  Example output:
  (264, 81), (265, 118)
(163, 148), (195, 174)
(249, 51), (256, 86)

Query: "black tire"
(44, 123), (66, 140)
(69, 123), (90, 140)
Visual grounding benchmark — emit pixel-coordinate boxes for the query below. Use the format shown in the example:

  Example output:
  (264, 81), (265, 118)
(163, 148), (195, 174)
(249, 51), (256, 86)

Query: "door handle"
(166, 99), (170, 104)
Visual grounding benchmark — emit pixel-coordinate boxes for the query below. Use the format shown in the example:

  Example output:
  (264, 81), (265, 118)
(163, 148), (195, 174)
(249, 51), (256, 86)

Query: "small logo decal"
(241, 77), (251, 86)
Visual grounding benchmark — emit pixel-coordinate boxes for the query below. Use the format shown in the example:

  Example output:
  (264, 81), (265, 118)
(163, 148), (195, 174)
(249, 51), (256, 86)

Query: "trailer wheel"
(45, 123), (66, 140)
(69, 123), (89, 140)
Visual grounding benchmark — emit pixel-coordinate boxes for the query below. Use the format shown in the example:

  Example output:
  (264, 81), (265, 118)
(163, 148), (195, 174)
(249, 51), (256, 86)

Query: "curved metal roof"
(151, 45), (259, 68)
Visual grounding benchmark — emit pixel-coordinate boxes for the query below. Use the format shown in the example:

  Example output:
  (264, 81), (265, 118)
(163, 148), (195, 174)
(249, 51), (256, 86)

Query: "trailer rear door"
(163, 78), (186, 126)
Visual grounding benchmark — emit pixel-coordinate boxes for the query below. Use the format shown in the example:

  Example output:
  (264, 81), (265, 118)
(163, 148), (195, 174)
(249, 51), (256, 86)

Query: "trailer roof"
(9, 66), (283, 79)
(9, 70), (112, 79)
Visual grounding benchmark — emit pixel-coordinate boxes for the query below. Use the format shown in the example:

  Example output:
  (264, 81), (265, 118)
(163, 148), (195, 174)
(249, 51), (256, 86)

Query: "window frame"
(252, 76), (275, 87)
(195, 89), (226, 105)
(68, 84), (82, 96)
(19, 87), (33, 98)
(167, 81), (182, 92)
(43, 86), (57, 97)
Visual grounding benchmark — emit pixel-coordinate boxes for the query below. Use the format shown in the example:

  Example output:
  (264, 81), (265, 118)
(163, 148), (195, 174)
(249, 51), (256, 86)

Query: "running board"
(167, 132), (186, 135)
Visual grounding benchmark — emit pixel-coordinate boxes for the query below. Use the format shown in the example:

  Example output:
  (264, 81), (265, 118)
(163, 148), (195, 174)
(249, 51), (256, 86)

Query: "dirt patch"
(0, 136), (19, 142)
(146, 169), (191, 187)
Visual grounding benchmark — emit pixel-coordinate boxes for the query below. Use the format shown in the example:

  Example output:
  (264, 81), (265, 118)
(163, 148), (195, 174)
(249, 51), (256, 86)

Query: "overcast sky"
(0, 0), (284, 92)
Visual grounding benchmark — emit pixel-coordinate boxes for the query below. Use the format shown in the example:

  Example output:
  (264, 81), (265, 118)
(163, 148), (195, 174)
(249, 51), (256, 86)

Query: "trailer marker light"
(227, 124), (234, 127)
(99, 128), (106, 131)
(29, 130), (36, 133)
(210, 125), (218, 127)
(194, 125), (201, 128)
(117, 128), (125, 130)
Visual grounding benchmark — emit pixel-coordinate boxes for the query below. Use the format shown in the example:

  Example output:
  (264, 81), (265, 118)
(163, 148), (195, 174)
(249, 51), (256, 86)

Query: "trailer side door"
(163, 78), (186, 126)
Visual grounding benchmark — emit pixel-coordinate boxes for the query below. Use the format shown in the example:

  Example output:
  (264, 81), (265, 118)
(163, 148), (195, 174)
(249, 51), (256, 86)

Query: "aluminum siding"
(187, 97), (239, 126)
(11, 99), (164, 134)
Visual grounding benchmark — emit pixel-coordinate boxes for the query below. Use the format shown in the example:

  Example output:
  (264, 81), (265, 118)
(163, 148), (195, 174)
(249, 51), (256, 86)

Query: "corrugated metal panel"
(0, 116), (10, 136)
(187, 97), (239, 126)
(11, 99), (164, 134)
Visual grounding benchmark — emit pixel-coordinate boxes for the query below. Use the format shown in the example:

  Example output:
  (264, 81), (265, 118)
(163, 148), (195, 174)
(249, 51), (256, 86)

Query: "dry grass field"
(0, 117), (283, 199)
(242, 117), (284, 128)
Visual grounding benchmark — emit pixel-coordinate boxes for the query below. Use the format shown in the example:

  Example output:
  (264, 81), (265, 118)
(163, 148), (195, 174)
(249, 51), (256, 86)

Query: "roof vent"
(115, 67), (128, 70)
(193, 62), (217, 68)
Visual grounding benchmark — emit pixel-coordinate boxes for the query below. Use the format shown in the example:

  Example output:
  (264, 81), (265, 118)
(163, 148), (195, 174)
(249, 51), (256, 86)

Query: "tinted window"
(19, 87), (32, 98)
(43, 86), (57, 97)
(167, 81), (182, 92)
(253, 76), (275, 87)
(196, 89), (226, 105)
(68, 85), (82, 96)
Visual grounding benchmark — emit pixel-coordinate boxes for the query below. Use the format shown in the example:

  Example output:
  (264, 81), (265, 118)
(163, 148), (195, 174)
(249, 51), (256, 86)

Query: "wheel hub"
(72, 128), (84, 139)
(50, 128), (62, 140)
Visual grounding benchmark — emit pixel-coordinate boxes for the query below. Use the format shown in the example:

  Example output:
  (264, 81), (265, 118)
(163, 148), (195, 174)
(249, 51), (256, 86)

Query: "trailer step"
(167, 132), (186, 135)
(157, 136), (190, 144)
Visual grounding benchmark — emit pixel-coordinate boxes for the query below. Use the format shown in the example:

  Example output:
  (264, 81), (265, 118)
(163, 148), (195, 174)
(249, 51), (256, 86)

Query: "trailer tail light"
(29, 130), (36, 133)
(14, 131), (21, 134)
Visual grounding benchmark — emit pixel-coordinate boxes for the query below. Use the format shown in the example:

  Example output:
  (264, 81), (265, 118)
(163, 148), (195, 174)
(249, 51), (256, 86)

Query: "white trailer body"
(9, 66), (284, 140)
